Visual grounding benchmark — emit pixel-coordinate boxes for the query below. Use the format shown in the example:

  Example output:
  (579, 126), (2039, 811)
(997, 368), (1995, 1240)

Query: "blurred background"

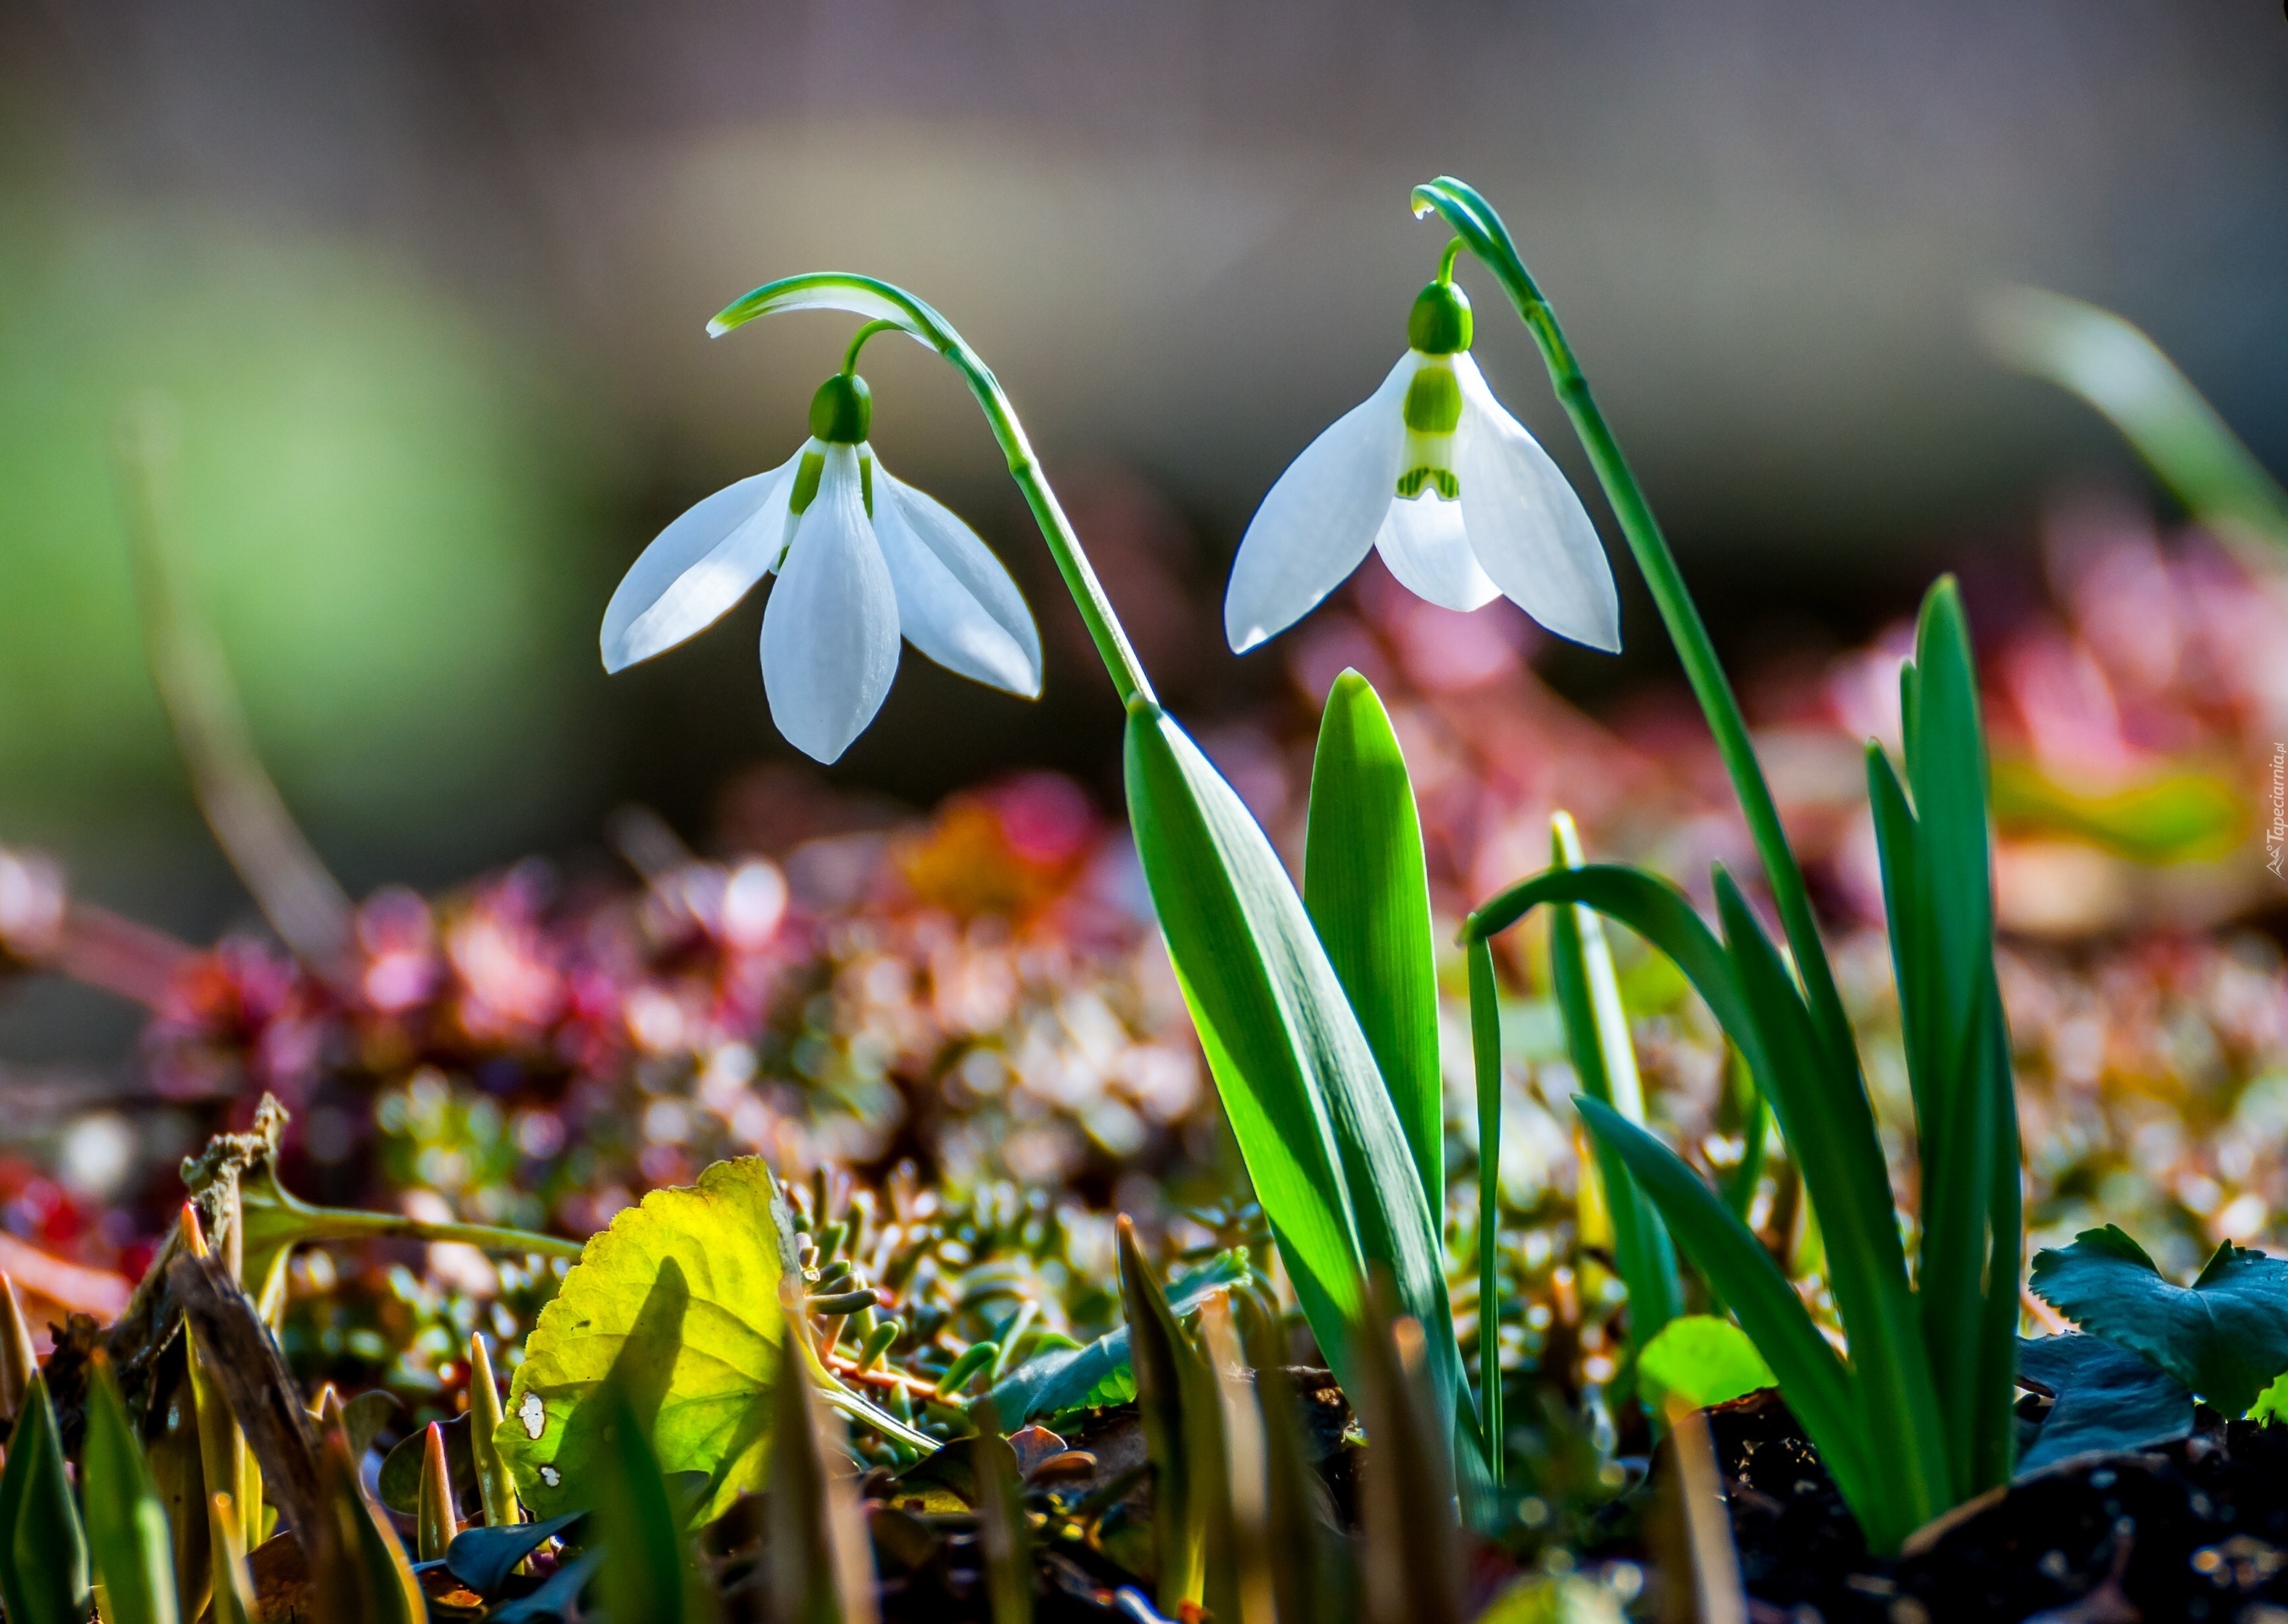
(2, 0), (2284, 1073)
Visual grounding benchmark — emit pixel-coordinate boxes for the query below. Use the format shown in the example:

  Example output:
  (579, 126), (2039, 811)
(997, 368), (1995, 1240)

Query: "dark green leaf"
(1305, 669), (1443, 1221)
(1467, 936), (1505, 1488)
(970, 1402), (1031, 1624)
(80, 1357), (178, 1624)
(980, 1250), (1250, 1423)
(490, 1547), (603, 1622)
(447, 1512), (586, 1596)
(1125, 700), (1460, 1426)
(2030, 1228), (2288, 1416)
(2016, 1335), (2192, 1474)
(0, 1374), (90, 1624)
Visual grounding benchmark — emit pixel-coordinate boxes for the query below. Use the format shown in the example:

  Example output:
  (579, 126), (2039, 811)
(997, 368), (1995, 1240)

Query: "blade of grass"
(1126, 700), (1462, 1429)
(1304, 668), (1445, 1222)
(1549, 813), (1682, 1355)
(206, 1496), (257, 1624)
(1979, 287), (2288, 554)
(1117, 1215), (1207, 1614)
(0, 1374), (89, 1624)
(81, 1352), (180, 1624)
(970, 1401), (1033, 1624)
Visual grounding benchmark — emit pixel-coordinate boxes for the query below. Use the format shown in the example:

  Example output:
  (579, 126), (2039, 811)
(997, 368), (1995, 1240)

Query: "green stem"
(1466, 936), (1503, 1489)
(1410, 178), (1857, 1078)
(842, 319), (903, 376)
(710, 273), (1154, 708)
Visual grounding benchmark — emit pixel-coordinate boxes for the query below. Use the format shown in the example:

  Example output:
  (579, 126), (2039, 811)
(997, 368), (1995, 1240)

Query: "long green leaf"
(591, 1379), (691, 1624)
(1874, 579), (2021, 1499)
(1573, 1100), (1870, 1517)
(1466, 937), (1504, 1488)
(1548, 815), (1681, 1356)
(1124, 699), (1460, 1426)
(1304, 669), (1444, 1221)
(82, 1356), (181, 1624)
(1979, 286), (2288, 552)
(0, 1374), (90, 1624)
(1710, 872), (1946, 1542)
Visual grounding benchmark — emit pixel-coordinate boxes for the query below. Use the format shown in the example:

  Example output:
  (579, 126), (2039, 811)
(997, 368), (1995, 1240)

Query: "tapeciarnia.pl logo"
(2269, 743), (2285, 881)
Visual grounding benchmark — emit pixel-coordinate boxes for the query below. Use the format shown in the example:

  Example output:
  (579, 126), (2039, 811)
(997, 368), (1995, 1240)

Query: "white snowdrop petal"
(601, 453), (802, 672)
(1451, 355), (1621, 652)
(874, 470), (1043, 697)
(1224, 353), (1417, 653)
(760, 446), (902, 763)
(1374, 493), (1501, 612)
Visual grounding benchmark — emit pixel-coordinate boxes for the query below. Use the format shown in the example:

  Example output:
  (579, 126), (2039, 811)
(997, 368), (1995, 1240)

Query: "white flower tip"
(705, 317), (731, 338)
(1227, 621), (1270, 656)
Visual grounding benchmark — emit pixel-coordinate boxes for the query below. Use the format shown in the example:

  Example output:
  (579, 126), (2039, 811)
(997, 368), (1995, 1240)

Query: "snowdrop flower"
(1225, 277), (1619, 655)
(601, 370), (1041, 763)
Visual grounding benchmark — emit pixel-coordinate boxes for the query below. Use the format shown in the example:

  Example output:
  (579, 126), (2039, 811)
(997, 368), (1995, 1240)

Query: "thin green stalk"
(1466, 936), (1503, 1488)
(710, 274), (1154, 708)
(1411, 178), (1856, 1079)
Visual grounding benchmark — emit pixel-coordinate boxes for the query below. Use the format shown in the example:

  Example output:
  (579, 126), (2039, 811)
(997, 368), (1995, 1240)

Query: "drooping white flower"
(1225, 278), (1619, 655)
(601, 371), (1041, 763)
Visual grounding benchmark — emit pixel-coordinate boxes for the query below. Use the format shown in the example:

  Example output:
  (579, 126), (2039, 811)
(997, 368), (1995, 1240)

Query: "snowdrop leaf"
(1547, 815), (1680, 1355)
(1636, 1315), (1775, 1413)
(1574, 1098), (1868, 1515)
(1123, 699), (1462, 1429)
(980, 1249), (1251, 1424)
(2015, 1335), (2192, 1475)
(497, 1157), (796, 1525)
(1304, 670), (1442, 1221)
(2030, 1228), (2288, 1416)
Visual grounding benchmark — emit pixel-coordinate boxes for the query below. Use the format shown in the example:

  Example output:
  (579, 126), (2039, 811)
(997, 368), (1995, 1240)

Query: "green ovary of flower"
(1397, 359), (1462, 500)
(1407, 278), (1473, 354)
(809, 370), (873, 443)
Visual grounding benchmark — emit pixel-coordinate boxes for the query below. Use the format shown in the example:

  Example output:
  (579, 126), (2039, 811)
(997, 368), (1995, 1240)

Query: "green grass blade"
(1119, 1216), (1207, 1613)
(1125, 699), (1460, 1427)
(1305, 668), (1444, 1224)
(593, 1378), (692, 1624)
(1711, 872), (1946, 1542)
(1548, 815), (1682, 1355)
(1980, 286), (2288, 552)
(0, 1374), (90, 1624)
(1466, 937), (1504, 1489)
(1572, 1099), (1874, 1532)
(82, 1357), (179, 1624)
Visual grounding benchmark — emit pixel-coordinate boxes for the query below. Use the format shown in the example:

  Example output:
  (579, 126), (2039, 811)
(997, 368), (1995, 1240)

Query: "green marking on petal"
(788, 449), (826, 517)
(1402, 362), (1463, 435)
(861, 454), (874, 519)
(1396, 468), (1460, 500)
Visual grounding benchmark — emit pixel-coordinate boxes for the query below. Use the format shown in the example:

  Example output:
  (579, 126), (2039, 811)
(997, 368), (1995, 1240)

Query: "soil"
(1709, 1389), (2288, 1623)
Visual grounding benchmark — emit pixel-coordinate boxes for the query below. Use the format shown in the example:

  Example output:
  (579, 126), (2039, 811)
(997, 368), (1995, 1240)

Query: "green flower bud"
(1407, 279), (1473, 355)
(809, 372), (873, 443)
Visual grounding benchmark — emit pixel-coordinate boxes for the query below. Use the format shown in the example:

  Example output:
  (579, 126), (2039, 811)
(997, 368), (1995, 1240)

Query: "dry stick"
(165, 1250), (328, 1557)
(1665, 1402), (1748, 1624)
(114, 392), (354, 977)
